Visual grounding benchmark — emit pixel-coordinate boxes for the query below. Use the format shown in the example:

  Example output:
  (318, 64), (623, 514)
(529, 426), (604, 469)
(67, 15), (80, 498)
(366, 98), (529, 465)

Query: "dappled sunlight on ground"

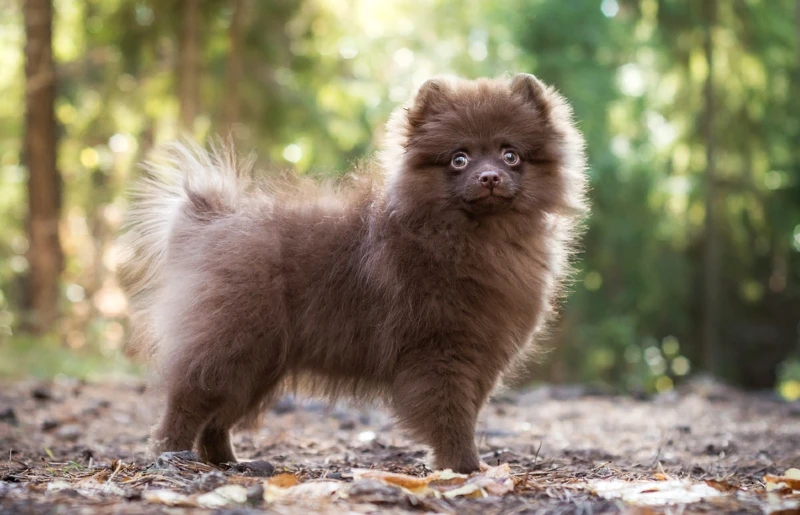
(1, 378), (799, 513)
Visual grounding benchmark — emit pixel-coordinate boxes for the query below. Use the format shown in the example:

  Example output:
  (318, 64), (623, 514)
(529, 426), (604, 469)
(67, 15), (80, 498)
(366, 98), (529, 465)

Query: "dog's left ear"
(510, 73), (549, 107)
(407, 78), (451, 129)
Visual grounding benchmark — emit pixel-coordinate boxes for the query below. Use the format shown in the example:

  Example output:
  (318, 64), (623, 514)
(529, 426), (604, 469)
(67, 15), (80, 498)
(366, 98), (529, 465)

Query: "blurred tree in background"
(23, 0), (62, 334)
(0, 0), (798, 397)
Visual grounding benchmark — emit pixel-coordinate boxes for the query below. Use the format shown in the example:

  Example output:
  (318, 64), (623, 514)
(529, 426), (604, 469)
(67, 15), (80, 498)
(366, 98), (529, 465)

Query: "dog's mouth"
(461, 191), (515, 213)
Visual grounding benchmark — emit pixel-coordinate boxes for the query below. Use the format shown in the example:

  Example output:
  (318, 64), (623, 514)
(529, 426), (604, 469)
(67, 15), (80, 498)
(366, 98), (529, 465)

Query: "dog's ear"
(510, 73), (549, 108)
(407, 78), (450, 129)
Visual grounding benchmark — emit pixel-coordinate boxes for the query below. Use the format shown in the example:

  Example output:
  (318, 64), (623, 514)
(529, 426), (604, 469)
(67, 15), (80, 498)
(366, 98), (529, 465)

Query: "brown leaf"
(765, 474), (800, 492)
(704, 479), (739, 492)
(350, 463), (515, 498)
(352, 469), (434, 490)
(428, 476), (468, 490)
(265, 480), (343, 502)
(622, 508), (661, 515)
(267, 473), (298, 488)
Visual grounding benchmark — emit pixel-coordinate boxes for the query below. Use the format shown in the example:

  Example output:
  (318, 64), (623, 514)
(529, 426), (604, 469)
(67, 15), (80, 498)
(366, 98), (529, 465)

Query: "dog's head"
(382, 74), (587, 224)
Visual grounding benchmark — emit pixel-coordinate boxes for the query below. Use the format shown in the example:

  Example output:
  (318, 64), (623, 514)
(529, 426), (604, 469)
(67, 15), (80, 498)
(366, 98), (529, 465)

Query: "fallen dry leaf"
(45, 481), (73, 494)
(428, 476), (469, 490)
(352, 468), (439, 493)
(268, 473), (299, 488)
(621, 508), (661, 515)
(46, 477), (126, 498)
(590, 479), (725, 506)
(441, 482), (485, 499)
(196, 484), (249, 508)
(143, 489), (196, 507)
(8, 380), (797, 514)
(350, 463), (514, 499)
(704, 479), (740, 493)
(463, 472), (515, 497)
(483, 463), (512, 479)
(765, 472), (800, 492)
(264, 480), (344, 502)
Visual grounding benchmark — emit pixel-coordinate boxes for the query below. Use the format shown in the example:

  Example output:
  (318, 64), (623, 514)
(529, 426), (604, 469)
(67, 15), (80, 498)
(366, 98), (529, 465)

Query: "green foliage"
(778, 357), (800, 401)
(0, 0), (797, 395)
(0, 332), (140, 380)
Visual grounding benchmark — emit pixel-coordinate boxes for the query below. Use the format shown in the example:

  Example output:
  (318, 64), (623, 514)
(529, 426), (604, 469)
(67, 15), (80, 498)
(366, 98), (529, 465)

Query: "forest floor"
(1, 378), (799, 514)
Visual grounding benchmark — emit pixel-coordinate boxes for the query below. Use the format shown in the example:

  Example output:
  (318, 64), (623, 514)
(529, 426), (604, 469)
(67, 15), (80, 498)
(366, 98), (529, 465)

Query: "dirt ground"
(1, 377), (799, 514)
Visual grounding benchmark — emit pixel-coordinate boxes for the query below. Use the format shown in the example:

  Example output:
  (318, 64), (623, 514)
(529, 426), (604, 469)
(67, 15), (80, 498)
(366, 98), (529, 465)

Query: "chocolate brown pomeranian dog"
(117, 73), (588, 473)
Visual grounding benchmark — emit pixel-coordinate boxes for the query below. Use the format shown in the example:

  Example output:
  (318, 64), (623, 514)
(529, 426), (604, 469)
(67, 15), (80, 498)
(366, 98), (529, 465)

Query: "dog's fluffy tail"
(115, 139), (253, 358)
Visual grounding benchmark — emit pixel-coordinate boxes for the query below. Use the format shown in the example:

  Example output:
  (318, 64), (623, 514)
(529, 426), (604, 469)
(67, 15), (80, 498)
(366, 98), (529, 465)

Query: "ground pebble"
(31, 386), (53, 401)
(191, 470), (228, 492)
(41, 418), (60, 431)
(226, 460), (275, 477)
(56, 425), (82, 442)
(246, 483), (265, 504)
(0, 407), (18, 426)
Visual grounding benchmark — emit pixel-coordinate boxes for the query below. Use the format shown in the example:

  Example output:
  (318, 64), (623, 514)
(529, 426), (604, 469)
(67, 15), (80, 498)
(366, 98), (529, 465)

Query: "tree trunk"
(223, 0), (246, 135)
(178, 0), (200, 132)
(796, 0), (800, 83)
(702, 0), (720, 375)
(23, 0), (62, 334)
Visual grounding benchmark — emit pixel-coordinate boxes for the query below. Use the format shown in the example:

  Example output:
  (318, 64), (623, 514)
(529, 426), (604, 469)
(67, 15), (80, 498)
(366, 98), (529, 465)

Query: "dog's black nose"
(478, 171), (501, 189)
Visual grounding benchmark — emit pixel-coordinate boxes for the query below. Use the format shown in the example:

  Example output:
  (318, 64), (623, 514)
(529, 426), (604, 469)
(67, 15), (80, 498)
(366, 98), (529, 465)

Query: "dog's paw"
(223, 460), (275, 477)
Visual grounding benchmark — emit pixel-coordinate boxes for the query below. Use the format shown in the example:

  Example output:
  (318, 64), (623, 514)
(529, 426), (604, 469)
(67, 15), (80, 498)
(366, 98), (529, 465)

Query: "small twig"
(532, 440), (543, 469)
(105, 461), (123, 488)
(592, 461), (611, 471)
(512, 469), (557, 477)
(657, 460), (669, 479)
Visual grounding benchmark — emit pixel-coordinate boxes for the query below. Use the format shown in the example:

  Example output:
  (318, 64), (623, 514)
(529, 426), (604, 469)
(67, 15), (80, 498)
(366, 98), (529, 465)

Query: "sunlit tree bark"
(23, 0), (62, 334)
(223, 0), (247, 135)
(702, 0), (720, 375)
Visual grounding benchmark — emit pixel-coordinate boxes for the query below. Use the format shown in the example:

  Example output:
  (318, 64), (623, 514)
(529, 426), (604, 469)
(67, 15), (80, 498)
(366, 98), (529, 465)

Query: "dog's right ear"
(407, 79), (450, 129)
(511, 73), (550, 105)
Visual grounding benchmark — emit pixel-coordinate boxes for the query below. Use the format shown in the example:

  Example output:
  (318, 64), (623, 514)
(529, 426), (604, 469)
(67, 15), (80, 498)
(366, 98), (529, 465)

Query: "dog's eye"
(502, 150), (520, 166)
(451, 153), (469, 169)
